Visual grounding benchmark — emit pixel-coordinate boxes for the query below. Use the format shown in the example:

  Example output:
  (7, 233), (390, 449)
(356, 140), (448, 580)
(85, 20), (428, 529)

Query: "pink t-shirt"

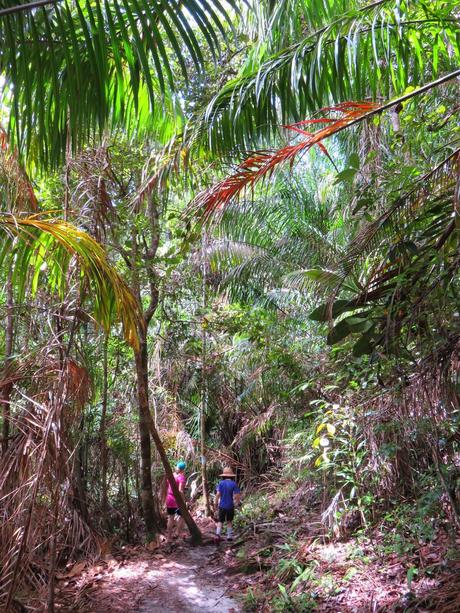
(166, 472), (186, 508)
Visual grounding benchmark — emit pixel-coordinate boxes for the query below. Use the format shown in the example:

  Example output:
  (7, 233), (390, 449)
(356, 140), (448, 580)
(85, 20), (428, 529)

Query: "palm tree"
(192, 73), (460, 359)
(209, 174), (345, 309)
(184, 0), (460, 363)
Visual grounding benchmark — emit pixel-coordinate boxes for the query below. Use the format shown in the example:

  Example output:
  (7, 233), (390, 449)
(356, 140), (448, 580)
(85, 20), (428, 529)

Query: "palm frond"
(189, 102), (380, 221)
(191, 101), (379, 221)
(204, 0), (460, 152)
(343, 149), (460, 277)
(0, 356), (98, 610)
(0, 0), (240, 167)
(0, 214), (141, 347)
(191, 70), (460, 223)
(308, 150), (460, 355)
(207, 174), (341, 307)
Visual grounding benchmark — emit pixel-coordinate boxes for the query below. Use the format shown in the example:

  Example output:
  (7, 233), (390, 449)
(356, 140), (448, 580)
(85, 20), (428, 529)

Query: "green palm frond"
(0, 213), (141, 347)
(203, 0), (460, 152)
(283, 268), (360, 294)
(0, 0), (240, 167)
(209, 175), (341, 306)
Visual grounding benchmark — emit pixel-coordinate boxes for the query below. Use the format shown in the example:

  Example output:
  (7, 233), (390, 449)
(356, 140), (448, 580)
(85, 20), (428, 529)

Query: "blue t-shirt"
(216, 479), (241, 510)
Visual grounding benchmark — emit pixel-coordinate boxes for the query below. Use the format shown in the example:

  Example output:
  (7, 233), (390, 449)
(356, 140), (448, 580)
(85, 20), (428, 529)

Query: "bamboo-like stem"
(1, 272), (14, 456)
(200, 233), (211, 517)
(100, 333), (109, 528)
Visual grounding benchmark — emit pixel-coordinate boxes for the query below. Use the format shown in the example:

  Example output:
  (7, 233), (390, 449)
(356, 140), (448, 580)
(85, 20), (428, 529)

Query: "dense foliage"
(1, 0), (460, 610)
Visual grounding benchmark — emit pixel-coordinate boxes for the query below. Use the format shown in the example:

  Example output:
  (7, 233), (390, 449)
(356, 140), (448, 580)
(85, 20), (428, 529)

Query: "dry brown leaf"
(57, 561), (87, 579)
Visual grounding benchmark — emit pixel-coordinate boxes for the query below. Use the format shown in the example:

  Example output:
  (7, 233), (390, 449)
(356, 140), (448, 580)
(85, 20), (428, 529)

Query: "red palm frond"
(189, 101), (379, 222)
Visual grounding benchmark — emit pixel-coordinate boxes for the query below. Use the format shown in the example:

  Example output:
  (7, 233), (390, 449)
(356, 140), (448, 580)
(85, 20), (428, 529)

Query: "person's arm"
(177, 475), (186, 502)
(215, 491), (221, 507)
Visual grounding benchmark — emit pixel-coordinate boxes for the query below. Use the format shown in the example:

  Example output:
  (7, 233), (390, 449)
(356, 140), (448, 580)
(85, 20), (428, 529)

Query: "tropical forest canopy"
(1, 0), (460, 611)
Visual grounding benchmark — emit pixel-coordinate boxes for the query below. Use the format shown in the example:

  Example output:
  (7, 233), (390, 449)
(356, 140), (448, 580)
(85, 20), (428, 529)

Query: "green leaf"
(309, 300), (354, 322)
(312, 437), (322, 449)
(345, 317), (374, 333)
(352, 331), (376, 357)
(327, 319), (351, 345)
(348, 153), (360, 169)
(335, 167), (358, 184)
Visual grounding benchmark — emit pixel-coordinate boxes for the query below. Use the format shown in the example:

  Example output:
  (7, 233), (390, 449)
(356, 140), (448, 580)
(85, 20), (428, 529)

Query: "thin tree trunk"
(1, 272), (14, 456)
(100, 333), (109, 527)
(73, 419), (90, 525)
(135, 329), (162, 539)
(130, 195), (164, 540)
(126, 196), (203, 542)
(146, 413), (202, 544)
(125, 468), (132, 542)
(200, 234), (211, 516)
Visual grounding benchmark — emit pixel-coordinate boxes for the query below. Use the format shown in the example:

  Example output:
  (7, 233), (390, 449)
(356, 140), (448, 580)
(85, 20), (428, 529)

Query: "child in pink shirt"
(165, 461), (186, 541)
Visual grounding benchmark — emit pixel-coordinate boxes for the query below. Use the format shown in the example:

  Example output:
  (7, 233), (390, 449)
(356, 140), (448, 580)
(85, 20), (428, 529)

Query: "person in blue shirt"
(215, 466), (241, 541)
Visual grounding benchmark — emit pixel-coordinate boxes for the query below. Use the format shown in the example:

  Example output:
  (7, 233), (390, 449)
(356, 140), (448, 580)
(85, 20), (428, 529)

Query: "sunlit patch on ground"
(55, 543), (240, 612)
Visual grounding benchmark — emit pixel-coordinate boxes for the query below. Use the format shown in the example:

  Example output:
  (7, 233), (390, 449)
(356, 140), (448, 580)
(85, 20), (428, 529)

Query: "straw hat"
(220, 466), (236, 477)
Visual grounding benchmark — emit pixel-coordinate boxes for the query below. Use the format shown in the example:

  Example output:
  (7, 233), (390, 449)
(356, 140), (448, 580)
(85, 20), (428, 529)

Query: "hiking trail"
(54, 535), (242, 612)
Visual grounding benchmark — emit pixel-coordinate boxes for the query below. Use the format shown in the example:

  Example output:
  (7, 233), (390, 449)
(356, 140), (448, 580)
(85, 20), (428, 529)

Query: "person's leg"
(167, 515), (175, 541)
(166, 508), (179, 541)
(226, 508), (235, 540)
(216, 508), (224, 538)
(176, 510), (186, 537)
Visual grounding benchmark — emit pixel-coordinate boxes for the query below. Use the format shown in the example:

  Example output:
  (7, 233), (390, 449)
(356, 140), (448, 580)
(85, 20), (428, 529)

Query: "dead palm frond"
(0, 126), (38, 212)
(190, 101), (379, 222)
(69, 145), (115, 242)
(0, 355), (97, 610)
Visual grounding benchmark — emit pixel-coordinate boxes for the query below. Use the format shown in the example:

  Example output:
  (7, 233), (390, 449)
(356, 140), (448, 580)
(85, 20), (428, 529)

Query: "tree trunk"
(100, 334), (109, 528)
(200, 234), (211, 516)
(135, 329), (162, 540)
(129, 195), (165, 540)
(1, 273), (14, 456)
(146, 412), (202, 545)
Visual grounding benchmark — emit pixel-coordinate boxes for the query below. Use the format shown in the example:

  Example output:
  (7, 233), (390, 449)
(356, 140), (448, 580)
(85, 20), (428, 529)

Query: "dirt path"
(60, 541), (241, 612)
(135, 546), (239, 613)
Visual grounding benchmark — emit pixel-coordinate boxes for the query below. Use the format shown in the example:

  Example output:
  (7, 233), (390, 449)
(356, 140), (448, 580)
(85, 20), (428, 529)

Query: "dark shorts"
(218, 507), (234, 523)
(167, 507), (181, 516)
